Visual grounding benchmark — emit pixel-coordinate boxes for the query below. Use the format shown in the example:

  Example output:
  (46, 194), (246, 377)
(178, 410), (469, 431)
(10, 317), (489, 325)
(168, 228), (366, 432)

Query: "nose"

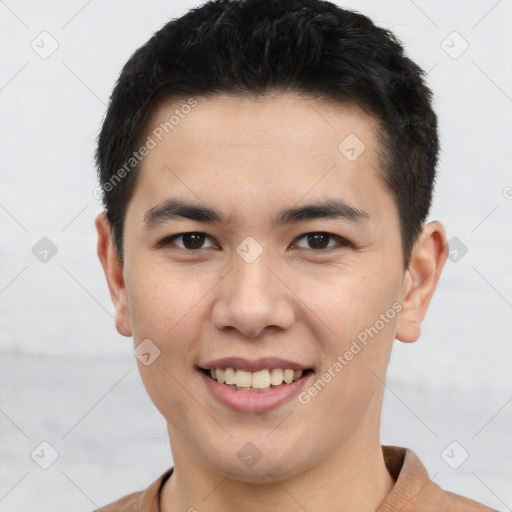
(211, 255), (296, 339)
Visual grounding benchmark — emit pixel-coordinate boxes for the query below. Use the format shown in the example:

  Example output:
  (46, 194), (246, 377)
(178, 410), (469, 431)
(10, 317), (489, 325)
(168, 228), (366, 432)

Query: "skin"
(96, 92), (447, 512)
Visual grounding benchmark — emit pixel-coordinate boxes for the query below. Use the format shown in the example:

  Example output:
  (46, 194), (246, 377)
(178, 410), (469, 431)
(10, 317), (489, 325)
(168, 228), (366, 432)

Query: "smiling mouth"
(200, 367), (314, 392)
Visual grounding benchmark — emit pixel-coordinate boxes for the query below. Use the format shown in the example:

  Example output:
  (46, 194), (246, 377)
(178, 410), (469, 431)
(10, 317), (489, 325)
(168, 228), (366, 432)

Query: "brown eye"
(161, 232), (216, 250)
(181, 233), (206, 249)
(293, 232), (350, 250)
(306, 233), (331, 249)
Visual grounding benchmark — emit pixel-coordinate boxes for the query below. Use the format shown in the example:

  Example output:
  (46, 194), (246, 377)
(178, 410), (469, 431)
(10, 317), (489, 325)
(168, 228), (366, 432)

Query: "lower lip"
(199, 370), (312, 413)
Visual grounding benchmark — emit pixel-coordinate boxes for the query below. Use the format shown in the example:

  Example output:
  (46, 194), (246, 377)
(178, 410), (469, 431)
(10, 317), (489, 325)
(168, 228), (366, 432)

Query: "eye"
(292, 232), (351, 250)
(159, 232), (217, 250)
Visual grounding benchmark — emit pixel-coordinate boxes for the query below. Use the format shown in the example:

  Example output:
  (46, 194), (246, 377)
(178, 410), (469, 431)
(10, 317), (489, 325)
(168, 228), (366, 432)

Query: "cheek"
(305, 267), (401, 410)
(126, 267), (209, 422)
(304, 264), (403, 352)
(124, 261), (209, 409)
(126, 260), (206, 344)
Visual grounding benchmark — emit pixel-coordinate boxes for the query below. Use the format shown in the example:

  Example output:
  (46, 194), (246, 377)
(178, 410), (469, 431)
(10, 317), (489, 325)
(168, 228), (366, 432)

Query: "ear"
(95, 213), (132, 337)
(396, 221), (448, 343)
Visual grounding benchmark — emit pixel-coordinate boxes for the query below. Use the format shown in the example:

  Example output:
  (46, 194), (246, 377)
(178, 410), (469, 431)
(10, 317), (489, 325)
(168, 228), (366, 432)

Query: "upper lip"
(198, 357), (312, 372)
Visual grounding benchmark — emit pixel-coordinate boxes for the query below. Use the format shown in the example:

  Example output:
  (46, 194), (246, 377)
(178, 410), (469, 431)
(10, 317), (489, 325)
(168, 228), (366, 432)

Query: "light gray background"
(0, 0), (511, 510)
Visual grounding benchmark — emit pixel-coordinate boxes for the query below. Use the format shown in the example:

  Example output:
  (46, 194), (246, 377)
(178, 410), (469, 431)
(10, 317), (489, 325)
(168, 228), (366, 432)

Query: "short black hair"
(96, 0), (438, 266)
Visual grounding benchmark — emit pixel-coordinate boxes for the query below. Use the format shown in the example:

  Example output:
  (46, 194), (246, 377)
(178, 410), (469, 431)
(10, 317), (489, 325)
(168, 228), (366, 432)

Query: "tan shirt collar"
(129, 445), (496, 512)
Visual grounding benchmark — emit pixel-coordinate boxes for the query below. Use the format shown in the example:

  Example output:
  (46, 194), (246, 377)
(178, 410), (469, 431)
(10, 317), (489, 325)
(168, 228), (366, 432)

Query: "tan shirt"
(96, 446), (497, 511)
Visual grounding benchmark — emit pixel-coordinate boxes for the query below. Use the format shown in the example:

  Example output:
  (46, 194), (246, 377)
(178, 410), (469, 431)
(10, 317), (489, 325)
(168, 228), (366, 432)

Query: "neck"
(161, 430), (394, 512)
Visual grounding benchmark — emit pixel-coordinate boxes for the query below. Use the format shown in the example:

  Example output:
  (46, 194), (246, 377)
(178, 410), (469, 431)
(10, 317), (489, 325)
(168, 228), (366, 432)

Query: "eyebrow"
(143, 197), (369, 228)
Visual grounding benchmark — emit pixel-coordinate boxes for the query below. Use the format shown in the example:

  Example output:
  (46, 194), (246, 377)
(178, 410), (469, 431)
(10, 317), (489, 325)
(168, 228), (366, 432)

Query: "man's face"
(118, 92), (408, 481)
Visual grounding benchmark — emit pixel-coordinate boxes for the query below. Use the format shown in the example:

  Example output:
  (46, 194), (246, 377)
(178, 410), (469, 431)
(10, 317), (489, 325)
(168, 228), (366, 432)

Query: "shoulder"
(93, 468), (174, 512)
(381, 446), (498, 512)
(410, 485), (499, 512)
(93, 490), (142, 511)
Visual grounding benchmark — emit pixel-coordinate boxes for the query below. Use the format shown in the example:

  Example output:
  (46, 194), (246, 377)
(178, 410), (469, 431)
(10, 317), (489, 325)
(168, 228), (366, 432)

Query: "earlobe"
(95, 213), (133, 337)
(395, 221), (448, 343)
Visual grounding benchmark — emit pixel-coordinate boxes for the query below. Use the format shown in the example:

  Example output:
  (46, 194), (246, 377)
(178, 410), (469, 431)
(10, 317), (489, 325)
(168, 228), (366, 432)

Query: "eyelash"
(157, 231), (352, 252)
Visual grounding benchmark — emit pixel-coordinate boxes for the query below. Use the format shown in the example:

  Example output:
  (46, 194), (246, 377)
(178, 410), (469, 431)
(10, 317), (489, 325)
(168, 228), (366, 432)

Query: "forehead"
(145, 92), (379, 164)
(128, 92), (396, 230)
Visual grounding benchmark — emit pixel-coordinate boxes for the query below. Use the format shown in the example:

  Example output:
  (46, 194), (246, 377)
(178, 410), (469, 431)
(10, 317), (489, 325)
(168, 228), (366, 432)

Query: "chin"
(207, 449), (307, 484)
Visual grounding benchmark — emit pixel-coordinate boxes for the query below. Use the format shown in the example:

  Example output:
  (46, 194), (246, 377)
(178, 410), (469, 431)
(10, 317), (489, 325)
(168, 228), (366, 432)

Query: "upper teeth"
(210, 368), (303, 389)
